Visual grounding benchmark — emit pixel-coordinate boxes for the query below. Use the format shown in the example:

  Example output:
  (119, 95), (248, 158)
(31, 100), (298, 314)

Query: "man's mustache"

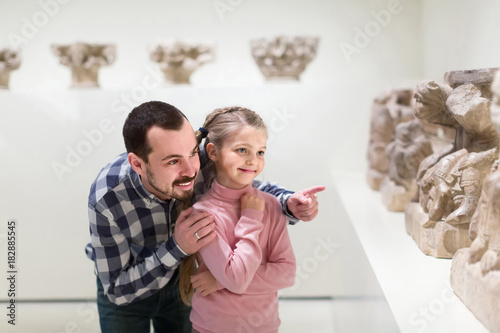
(173, 174), (197, 186)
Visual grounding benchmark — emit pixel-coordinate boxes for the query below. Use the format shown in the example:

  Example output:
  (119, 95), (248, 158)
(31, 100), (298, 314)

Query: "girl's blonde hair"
(178, 106), (267, 305)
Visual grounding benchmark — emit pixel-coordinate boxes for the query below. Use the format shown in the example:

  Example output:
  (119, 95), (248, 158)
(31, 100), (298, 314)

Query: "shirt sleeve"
(198, 208), (264, 294)
(253, 179), (299, 225)
(242, 200), (296, 294)
(89, 202), (189, 305)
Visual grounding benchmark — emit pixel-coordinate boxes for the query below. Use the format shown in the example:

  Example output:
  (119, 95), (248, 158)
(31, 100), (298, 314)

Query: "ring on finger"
(195, 231), (200, 240)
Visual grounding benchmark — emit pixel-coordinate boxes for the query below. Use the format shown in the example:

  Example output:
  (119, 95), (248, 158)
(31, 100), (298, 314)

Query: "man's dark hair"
(123, 101), (188, 162)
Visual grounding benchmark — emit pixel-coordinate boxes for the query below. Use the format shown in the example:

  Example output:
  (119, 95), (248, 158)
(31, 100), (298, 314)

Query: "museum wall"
(0, 0), (424, 300)
(421, 0), (500, 81)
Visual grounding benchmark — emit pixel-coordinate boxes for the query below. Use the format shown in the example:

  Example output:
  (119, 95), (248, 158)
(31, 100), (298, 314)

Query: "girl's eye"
(237, 148), (247, 153)
(257, 151), (265, 156)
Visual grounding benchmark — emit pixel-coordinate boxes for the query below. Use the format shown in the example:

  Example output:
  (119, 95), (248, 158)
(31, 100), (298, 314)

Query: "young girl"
(182, 106), (296, 333)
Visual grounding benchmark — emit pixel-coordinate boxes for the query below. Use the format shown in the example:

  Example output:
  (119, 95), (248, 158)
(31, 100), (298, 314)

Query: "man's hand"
(174, 207), (216, 254)
(287, 186), (325, 222)
(191, 270), (219, 297)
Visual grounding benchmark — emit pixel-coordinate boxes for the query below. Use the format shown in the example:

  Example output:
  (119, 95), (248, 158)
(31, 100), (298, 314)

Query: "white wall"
(0, 0), (425, 301)
(422, 0), (500, 81)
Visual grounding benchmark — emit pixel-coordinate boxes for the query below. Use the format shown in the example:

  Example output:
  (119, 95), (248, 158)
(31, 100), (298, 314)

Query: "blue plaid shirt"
(86, 152), (296, 305)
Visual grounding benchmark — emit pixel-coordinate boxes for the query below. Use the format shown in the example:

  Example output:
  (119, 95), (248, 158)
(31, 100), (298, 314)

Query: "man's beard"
(146, 167), (196, 201)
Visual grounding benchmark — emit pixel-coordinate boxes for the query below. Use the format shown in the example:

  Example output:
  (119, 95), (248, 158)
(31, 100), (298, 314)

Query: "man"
(86, 101), (324, 332)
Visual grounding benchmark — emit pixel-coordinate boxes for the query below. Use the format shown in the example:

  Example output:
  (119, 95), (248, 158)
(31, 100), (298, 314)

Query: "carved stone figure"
(250, 36), (319, 81)
(366, 89), (414, 190)
(51, 42), (116, 88)
(0, 48), (21, 89)
(450, 70), (500, 333)
(405, 68), (500, 258)
(150, 42), (214, 84)
(380, 120), (433, 211)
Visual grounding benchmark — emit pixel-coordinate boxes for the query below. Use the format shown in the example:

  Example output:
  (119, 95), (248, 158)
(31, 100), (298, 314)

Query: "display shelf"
(331, 170), (487, 333)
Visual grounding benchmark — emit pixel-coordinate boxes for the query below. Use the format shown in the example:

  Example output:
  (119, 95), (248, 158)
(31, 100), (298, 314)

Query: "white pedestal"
(332, 170), (488, 333)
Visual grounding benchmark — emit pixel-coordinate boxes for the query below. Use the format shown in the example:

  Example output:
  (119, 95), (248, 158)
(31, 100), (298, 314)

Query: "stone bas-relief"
(150, 42), (214, 84)
(366, 89), (415, 191)
(51, 42), (116, 88)
(380, 120), (433, 211)
(451, 70), (500, 333)
(0, 48), (21, 89)
(250, 36), (318, 81)
(406, 68), (500, 258)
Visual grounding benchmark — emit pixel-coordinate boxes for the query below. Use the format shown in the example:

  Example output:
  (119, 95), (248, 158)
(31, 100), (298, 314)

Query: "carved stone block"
(366, 89), (414, 191)
(0, 48), (21, 89)
(406, 68), (500, 258)
(451, 249), (500, 333)
(450, 71), (500, 332)
(51, 42), (116, 88)
(381, 120), (433, 211)
(381, 178), (417, 212)
(150, 41), (214, 84)
(444, 67), (499, 98)
(405, 202), (470, 257)
(250, 36), (318, 81)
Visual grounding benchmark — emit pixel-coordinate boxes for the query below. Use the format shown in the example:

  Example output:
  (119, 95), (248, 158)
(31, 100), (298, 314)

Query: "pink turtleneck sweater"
(190, 180), (296, 333)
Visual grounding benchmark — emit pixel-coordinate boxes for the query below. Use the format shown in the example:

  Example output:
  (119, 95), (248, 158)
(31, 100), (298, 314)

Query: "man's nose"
(181, 159), (197, 177)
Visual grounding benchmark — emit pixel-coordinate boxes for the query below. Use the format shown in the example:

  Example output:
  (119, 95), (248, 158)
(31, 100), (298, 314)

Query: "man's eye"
(168, 160), (178, 165)
(190, 150), (199, 157)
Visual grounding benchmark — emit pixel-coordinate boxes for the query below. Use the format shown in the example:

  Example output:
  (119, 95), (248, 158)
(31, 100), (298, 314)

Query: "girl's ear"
(206, 143), (218, 161)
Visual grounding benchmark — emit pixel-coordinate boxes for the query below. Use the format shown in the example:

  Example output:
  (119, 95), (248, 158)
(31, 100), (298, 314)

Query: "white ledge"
(331, 170), (487, 333)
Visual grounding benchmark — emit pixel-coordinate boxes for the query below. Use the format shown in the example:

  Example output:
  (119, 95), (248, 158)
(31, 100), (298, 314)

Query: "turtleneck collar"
(210, 179), (253, 201)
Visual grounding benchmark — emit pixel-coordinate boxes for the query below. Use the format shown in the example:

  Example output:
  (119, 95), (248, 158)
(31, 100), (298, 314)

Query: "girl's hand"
(191, 270), (218, 296)
(240, 192), (265, 212)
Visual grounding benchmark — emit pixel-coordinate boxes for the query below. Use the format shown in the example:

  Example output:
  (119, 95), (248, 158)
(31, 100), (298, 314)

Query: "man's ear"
(128, 152), (147, 176)
(206, 143), (218, 161)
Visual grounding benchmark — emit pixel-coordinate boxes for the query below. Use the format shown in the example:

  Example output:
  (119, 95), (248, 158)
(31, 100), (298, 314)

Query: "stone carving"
(0, 48), (21, 89)
(451, 70), (500, 332)
(405, 68), (500, 258)
(250, 36), (319, 81)
(380, 120), (433, 211)
(51, 42), (116, 88)
(418, 119), (456, 153)
(366, 89), (415, 191)
(150, 41), (214, 84)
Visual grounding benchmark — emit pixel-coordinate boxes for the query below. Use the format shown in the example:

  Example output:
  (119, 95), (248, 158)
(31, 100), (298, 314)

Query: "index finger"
(176, 207), (193, 222)
(301, 185), (326, 198)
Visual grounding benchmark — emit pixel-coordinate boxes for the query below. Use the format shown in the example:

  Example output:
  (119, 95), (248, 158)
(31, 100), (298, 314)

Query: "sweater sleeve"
(242, 200), (296, 294)
(198, 208), (264, 294)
